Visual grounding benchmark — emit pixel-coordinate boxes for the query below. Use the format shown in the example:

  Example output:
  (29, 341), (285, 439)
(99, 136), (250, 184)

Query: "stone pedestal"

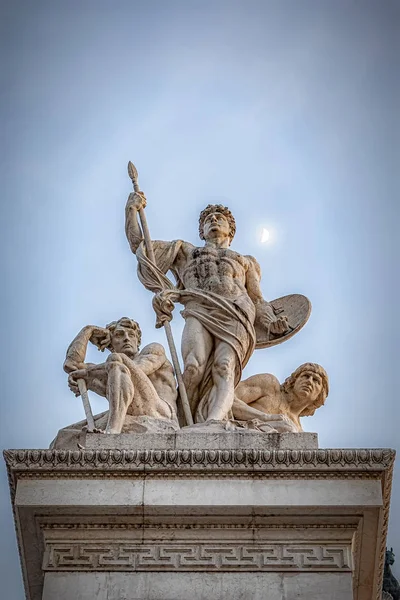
(3, 436), (395, 600)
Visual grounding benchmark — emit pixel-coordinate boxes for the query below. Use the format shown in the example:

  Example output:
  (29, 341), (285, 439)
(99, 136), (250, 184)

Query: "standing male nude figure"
(126, 192), (288, 423)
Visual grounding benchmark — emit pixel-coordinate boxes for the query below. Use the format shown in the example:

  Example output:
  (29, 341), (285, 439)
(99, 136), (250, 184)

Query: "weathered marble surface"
(4, 447), (395, 600)
(63, 317), (178, 434)
(50, 412), (179, 450)
(6, 168), (393, 600)
(42, 572), (354, 600)
(50, 419), (317, 451)
(59, 187), (325, 436)
(83, 430), (318, 451)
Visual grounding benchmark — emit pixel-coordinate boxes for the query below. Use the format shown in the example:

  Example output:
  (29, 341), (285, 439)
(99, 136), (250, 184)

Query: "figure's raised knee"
(213, 357), (234, 380)
(107, 352), (124, 364)
(106, 353), (130, 374)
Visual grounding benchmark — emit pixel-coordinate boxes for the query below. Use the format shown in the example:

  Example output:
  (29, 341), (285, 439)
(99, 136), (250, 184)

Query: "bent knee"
(184, 354), (203, 381)
(106, 353), (130, 374)
(106, 352), (124, 364)
(213, 358), (235, 380)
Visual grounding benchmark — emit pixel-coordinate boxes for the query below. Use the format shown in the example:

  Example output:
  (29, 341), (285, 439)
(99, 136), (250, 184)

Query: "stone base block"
(42, 572), (353, 600)
(3, 446), (395, 600)
(84, 430), (318, 450)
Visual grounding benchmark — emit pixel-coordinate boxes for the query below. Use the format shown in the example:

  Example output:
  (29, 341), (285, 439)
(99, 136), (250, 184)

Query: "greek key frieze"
(44, 542), (352, 572)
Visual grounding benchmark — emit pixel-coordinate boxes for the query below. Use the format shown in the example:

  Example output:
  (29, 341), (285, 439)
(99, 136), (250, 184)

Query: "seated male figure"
(64, 317), (178, 434)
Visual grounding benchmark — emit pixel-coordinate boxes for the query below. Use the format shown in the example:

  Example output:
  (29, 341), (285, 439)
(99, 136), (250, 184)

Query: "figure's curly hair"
(105, 317), (142, 350)
(198, 204), (236, 242)
(281, 363), (329, 417)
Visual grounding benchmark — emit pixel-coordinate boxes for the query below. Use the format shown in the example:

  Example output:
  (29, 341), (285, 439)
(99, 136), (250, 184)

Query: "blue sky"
(1, 0), (399, 595)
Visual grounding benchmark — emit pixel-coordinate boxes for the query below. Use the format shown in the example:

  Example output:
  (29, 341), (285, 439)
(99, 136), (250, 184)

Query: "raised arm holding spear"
(127, 162), (193, 427)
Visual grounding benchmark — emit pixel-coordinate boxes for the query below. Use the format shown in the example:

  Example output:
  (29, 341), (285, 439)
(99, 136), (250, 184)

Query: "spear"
(64, 336), (96, 432)
(127, 162), (193, 426)
(77, 378), (95, 432)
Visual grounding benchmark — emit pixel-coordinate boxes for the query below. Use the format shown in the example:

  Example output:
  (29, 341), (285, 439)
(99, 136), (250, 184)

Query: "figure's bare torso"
(177, 244), (250, 301)
(236, 373), (282, 413)
(147, 360), (177, 413)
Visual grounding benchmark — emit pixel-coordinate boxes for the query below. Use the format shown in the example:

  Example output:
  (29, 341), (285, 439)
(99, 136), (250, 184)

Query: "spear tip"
(127, 161), (138, 182)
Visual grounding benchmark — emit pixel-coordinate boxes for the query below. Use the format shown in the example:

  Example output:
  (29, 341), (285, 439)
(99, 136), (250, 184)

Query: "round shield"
(255, 294), (311, 349)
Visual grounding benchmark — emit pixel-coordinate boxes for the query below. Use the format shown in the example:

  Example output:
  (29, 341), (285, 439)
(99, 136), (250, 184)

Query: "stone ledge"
(84, 431), (318, 451)
(3, 448), (395, 475)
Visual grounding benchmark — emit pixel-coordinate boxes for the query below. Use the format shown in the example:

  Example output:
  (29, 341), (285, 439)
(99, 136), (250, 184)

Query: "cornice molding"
(3, 448), (395, 474)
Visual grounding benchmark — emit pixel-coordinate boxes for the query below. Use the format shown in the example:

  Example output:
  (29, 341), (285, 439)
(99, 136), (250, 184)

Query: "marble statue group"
(61, 163), (329, 438)
(8, 161), (393, 600)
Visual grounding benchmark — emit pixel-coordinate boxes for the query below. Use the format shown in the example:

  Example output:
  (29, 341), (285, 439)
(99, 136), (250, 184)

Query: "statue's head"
(281, 363), (329, 417)
(199, 204), (236, 245)
(105, 317), (142, 357)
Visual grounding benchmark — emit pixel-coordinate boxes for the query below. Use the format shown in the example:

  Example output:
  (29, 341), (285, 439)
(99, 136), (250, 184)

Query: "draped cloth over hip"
(136, 240), (256, 422)
(180, 290), (256, 421)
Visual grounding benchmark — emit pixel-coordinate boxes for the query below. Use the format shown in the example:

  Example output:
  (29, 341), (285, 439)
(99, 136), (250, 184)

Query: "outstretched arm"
(233, 397), (271, 421)
(233, 396), (299, 432)
(232, 396), (292, 424)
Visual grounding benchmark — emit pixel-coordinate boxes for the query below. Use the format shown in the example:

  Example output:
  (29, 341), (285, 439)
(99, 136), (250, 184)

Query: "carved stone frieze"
(3, 448), (395, 475)
(43, 541), (352, 572)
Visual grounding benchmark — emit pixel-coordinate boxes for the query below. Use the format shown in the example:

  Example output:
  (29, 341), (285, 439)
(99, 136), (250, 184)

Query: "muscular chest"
(186, 247), (247, 279)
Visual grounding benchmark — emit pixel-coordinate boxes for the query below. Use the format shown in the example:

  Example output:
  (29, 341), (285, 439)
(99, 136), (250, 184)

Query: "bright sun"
(261, 228), (270, 243)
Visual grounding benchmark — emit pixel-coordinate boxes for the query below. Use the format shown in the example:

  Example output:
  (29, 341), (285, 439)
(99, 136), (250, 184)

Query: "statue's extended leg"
(181, 316), (213, 415)
(105, 354), (134, 434)
(205, 341), (236, 421)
